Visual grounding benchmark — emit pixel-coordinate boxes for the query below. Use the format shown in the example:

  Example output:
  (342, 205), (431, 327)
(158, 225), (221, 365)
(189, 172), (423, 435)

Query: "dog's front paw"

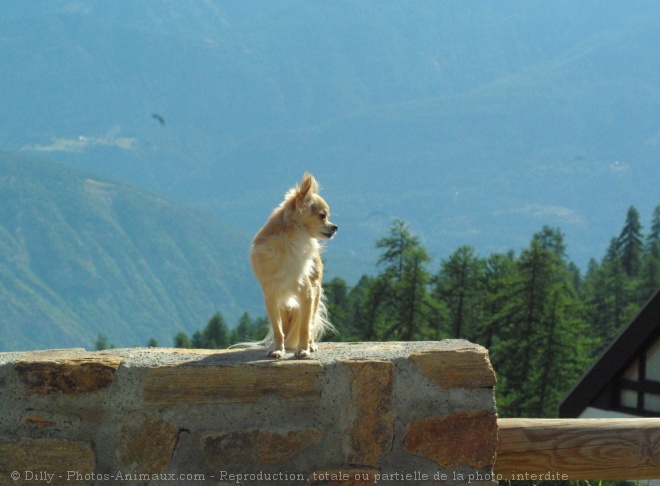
(295, 348), (311, 359)
(268, 348), (286, 359)
(309, 342), (318, 352)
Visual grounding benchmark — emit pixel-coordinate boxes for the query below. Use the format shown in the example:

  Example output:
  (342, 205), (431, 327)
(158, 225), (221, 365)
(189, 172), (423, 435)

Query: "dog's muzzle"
(323, 224), (338, 238)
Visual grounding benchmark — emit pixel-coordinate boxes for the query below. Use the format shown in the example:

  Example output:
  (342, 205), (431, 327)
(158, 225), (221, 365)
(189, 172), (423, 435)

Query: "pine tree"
(584, 223), (643, 345)
(647, 204), (660, 249)
(534, 226), (567, 261)
(191, 331), (205, 348)
(360, 275), (392, 340)
(580, 259), (613, 349)
(95, 334), (114, 351)
(324, 277), (350, 338)
(617, 206), (644, 277)
(230, 312), (257, 345)
(345, 275), (376, 340)
(203, 313), (229, 349)
(491, 230), (590, 417)
(478, 251), (517, 349)
(526, 283), (591, 417)
(500, 239), (556, 416)
(605, 237), (619, 261)
(252, 316), (270, 341)
(370, 219), (435, 341)
(174, 331), (192, 348)
(396, 245), (433, 340)
(582, 238), (636, 352)
(603, 245), (633, 336)
(639, 242), (660, 299)
(639, 204), (660, 299)
(434, 246), (485, 339)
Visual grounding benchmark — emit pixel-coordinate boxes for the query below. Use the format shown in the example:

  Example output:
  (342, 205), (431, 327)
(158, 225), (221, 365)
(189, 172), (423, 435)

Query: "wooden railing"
(495, 418), (660, 480)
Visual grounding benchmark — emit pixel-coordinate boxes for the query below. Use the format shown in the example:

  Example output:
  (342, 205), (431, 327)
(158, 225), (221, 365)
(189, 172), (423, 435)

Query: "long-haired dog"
(250, 173), (338, 358)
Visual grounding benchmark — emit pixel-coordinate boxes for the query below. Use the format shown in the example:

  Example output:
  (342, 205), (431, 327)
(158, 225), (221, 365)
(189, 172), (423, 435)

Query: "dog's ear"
(282, 173), (319, 220)
(299, 173), (319, 199)
(293, 173), (318, 211)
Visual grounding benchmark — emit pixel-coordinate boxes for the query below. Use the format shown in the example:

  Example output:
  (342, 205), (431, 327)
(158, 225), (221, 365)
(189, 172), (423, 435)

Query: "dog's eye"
(319, 213), (327, 220)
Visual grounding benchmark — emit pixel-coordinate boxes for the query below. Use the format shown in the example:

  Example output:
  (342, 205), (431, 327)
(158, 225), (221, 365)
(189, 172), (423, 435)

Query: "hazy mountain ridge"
(0, 151), (261, 351)
(0, 3), (658, 293)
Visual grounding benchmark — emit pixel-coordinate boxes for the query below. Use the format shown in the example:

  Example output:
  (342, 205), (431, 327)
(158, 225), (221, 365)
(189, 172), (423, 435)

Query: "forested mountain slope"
(0, 152), (260, 351)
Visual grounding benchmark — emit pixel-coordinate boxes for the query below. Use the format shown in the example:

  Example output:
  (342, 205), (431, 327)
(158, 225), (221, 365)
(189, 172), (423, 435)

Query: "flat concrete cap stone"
(3, 339), (491, 366)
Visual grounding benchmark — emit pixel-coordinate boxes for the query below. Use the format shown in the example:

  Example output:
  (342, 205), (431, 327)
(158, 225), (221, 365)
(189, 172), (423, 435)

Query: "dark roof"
(558, 288), (660, 418)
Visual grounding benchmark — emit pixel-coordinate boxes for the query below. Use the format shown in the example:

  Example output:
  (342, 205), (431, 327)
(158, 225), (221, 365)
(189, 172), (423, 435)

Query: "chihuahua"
(250, 173), (338, 358)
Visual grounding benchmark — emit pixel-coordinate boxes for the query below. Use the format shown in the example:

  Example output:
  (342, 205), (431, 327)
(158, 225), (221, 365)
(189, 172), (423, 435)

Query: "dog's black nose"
(330, 224), (338, 233)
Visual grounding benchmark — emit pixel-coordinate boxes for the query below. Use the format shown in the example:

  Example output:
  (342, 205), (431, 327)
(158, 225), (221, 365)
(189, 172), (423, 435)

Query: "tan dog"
(250, 173), (338, 358)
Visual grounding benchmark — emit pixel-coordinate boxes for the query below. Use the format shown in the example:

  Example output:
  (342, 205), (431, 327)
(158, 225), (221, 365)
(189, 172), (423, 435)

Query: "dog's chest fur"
(282, 232), (319, 287)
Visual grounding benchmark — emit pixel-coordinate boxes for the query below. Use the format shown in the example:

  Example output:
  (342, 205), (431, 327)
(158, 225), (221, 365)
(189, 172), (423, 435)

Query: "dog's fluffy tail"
(230, 296), (335, 351)
(311, 297), (336, 343)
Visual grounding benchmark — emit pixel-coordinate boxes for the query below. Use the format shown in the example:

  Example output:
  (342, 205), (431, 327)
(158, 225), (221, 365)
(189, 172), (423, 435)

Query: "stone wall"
(0, 341), (498, 485)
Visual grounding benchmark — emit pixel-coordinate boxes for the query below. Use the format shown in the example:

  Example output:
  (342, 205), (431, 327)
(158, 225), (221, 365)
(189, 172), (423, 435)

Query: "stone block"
(404, 411), (498, 468)
(409, 345), (495, 388)
(204, 428), (324, 465)
(0, 438), (95, 485)
(116, 417), (179, 473)
(144, 360), (325, 404)
(14, 351), (122, 395)
(343, 360), (394, 468)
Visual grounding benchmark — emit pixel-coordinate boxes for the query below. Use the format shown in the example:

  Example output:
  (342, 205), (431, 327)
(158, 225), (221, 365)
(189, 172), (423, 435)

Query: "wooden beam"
(495, 418), (660, 480)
